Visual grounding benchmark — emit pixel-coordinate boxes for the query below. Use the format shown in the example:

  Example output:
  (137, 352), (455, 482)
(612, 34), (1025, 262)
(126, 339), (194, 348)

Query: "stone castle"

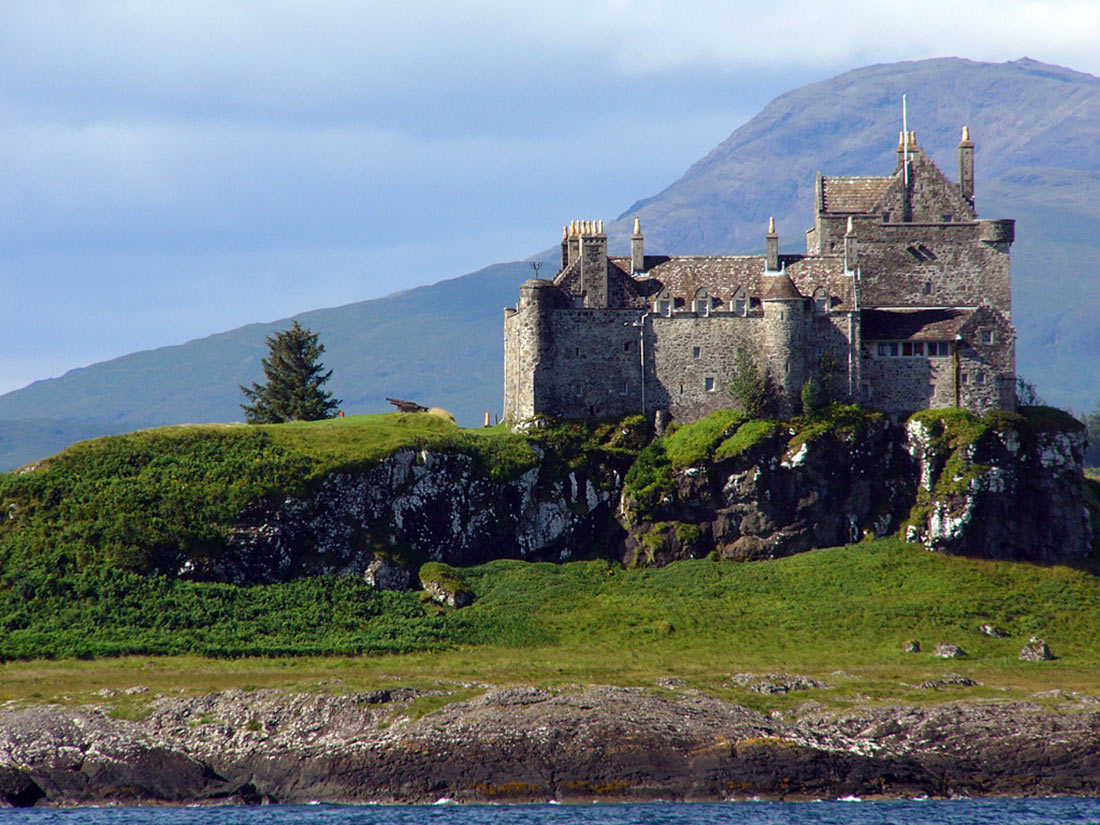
(504, 129), (1016, 424)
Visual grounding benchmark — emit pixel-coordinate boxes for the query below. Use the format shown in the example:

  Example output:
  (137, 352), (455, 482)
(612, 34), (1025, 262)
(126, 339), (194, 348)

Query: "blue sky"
(2, 0), (1098, 396)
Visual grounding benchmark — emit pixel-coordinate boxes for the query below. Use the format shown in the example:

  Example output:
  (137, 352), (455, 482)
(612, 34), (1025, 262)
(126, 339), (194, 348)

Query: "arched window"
(812, 287), (828, 314)
(655, 289), (672, 317)
(693, 288), (710, 317)
(731, 286), (747, 316)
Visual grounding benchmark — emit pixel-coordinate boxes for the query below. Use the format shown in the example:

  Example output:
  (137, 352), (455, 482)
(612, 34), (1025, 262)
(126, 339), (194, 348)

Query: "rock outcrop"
(620, 408), (1092, 566)
(8, 686), (1100, 805)
(170, 408), (1092, 585)
(183, 446), (625, 584)
(904, 412), (1091, 561)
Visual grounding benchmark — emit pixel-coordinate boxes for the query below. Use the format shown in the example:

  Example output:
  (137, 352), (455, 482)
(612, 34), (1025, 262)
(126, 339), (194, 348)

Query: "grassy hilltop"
(1, 410), (1099, 712)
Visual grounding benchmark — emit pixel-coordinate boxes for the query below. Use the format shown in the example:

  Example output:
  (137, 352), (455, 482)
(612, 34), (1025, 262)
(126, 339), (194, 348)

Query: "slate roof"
(861, 308), (973, 341)
(762, 272), (803, 300)
(608, 254), (855, 310)
(822, 176), (895, 214)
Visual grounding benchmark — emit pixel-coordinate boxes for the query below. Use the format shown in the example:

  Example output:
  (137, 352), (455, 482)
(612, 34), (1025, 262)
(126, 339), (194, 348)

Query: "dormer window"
(656, 290), (671, 317)
(693, 288), (710, 317)
(812, 287), (828, 313)
(732, 286), (747, 316)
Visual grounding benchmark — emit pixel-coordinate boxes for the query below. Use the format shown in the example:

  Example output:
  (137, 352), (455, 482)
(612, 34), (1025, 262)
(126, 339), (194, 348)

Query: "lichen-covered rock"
(1019, 637), (1054, 661)
(730, 673), (831, 694)
(904, 409), (1090, 562)
(363, 557), (411, 591)
(934, 643), (966, 659)
(621, 412), (916, 564)
(902, 640), (921, 653)
(181, 445), (625, 584)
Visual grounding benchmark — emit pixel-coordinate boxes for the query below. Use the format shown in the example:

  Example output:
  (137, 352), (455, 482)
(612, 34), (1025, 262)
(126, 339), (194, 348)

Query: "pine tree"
(240, 321), (341, 423)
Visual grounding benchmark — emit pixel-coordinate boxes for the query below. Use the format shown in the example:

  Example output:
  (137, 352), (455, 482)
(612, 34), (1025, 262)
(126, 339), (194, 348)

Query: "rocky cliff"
(178, 407), (1091, 586)
(618, 407), (1092, 567)
(6, 685), (1100, 806)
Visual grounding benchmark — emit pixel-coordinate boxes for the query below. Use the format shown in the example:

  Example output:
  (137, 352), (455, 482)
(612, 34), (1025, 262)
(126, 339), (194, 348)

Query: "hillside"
(2, 57), (1099, 470)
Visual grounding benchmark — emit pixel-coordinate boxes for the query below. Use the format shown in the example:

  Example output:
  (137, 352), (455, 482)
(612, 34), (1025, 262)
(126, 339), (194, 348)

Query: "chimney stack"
(765, 216), (779, 272)
(844, 216), (858, 272)
(958, 125), (975, 203)
(631, 216), (645, 273)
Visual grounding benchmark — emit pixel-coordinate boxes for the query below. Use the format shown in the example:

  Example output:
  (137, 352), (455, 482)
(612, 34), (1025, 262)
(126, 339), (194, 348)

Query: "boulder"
(979, 624), (1008, 637)
(1019, 636), (1054, 661)
(419, 562), (474, 608)
(934, 643), (966, 659)
(902, 639), (921, 653)
(917, 673), (977, 689)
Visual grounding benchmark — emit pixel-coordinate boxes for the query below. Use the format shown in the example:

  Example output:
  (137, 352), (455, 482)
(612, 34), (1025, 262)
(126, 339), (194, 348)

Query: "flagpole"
(902, 94), (909, 187)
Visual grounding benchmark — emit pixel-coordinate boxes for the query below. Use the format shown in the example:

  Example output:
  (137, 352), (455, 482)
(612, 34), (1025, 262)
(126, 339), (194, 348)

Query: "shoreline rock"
(6, 686), (1100, 806)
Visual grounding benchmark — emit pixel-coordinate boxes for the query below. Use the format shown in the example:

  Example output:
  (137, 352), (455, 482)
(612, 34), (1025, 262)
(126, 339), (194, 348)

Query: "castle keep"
(504, 130), (1016, 424)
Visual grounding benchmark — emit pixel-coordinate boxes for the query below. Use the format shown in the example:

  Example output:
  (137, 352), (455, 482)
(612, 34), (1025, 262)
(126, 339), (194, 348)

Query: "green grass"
(6, 540), (1100, 711)
(0, 413), (542, 577)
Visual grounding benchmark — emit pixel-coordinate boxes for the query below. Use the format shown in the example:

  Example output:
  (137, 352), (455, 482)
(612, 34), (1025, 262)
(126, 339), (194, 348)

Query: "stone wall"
(648, 314), (763, 420)
(856, 222), (1011, 314)
(861, 346), (957, 415)
(540, 308), (649, 421)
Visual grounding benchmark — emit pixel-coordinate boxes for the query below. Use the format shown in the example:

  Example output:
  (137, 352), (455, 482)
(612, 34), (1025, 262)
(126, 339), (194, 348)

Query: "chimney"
(566, 221), (581, 266)
(765, 216), (779, 272)
(958, 125), (975, 203)
(844, 216), (858, 272)
(560, 225), (569, 270)
(631, 216), (644, 273)
(579, 219), (609, 307)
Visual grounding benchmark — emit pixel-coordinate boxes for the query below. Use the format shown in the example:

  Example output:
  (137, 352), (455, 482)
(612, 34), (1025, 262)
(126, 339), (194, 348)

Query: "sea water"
(3, 800), (1100, 825)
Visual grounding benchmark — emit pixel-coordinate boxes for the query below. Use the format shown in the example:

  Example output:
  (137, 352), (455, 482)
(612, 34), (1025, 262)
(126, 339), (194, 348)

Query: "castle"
(504, 129), (1016, 425)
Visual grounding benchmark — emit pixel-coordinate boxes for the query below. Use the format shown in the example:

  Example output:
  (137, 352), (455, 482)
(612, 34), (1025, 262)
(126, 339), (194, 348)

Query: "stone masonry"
(504, 129), (1016, 424)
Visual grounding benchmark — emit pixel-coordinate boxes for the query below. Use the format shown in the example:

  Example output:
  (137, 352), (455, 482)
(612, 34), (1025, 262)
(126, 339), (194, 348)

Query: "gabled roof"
(822, 176), (895, 214)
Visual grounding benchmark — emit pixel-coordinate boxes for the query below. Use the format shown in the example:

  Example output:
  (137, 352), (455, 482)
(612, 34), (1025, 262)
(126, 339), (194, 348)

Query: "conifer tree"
(240, 321), (341, 423)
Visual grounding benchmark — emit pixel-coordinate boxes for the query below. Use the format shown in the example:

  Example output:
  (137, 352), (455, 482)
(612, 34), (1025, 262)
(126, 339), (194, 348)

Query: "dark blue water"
(3, 800), (1100, 825)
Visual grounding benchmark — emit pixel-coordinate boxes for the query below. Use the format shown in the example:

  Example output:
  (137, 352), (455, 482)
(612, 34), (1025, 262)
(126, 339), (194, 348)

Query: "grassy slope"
(3, 540), (1100, 712)
(1, 409), (1097, 712)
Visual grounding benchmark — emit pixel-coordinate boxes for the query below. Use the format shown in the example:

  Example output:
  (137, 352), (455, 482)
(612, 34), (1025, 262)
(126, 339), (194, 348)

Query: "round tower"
(761, 271), (806, 416)
(506, 279), (557, 421)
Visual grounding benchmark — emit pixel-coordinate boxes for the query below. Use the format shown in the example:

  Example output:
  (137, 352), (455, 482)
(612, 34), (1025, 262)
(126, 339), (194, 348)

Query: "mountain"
(2, 57), (1099, 470)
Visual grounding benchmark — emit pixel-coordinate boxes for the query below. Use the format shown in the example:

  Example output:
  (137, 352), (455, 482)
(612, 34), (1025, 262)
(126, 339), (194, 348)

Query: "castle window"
(693, 288), (709, 316)
(812, 287), (828, 313)
(861, 382), (871, 400)
(574, 296), (585, 308)
(882, 212), (891, 223)
(656, 290), (671, 317)
(704, 377), (715, 392)
(620, 382), (629, 396)
(961, 373), (969, 385)
(623, 341), (632, 353)
(732, 287), (747, 316)
(977, 372), (986, 385)
(980, 329), (994, 345)
(924, 281), (932, 295)
(942, 214), (953, 222)
(912, 342), (924, 356)
(575, 384), (583, 398)
(902, 342), (914, 356)
(692, 346), (700, 359)
(877, 343), (889, 357)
